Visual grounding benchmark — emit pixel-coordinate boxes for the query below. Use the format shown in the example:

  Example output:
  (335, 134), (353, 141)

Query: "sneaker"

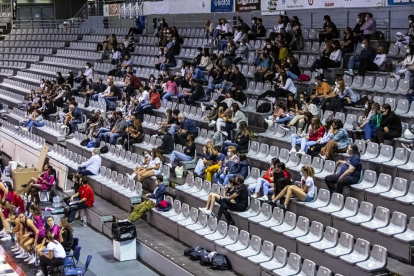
(280, 125), (290, 131)
(208, 120), (216, 127)
(221, 131), (228, 137)
(200, 103), (206, 112)
(391, 73), (401, 81)
(126, 173), (133, 180)
(264, 119), (274, 127)
(289, 148), (297, 154)
(166, 163), (172, 168)
(204, 210), (212, 216)
(258, 195), (268, 201)
(28, 256), (36, 264)
(24, 255), (32, 262)
(1, 234), (11, 241)
(116, 145), (123, 150)
(36, 270), (44, 276)
(298, 150), (306, 155)
(345, 69), (354, 76)
(16, 253), (27, 259)
(399, 69), (407, 74)
(14, 248), (23, 255)
(251, 193), (258, 199)
(319, 154), (326, 161)
(402, 143), (413, 152)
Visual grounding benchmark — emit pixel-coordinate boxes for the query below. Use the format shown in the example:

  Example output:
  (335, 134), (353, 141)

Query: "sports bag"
(112, 220), (137, 242)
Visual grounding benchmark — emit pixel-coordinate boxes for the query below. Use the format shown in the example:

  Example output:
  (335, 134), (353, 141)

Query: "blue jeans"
(225, 122), (237, 134)
(218, 40), (228, 51)
(348, 56), (360, 71)
(365, 123), (377, 140)
(143, 104), (156, 114)
(170, 150), (192, 164)
(407, 92), (414, 104)
(207, 79), (231, 92)
(163, 92), (175, 101)
(286, 71), (298, 81)
(96, 128), (110, 137)
(263, 180), (274, 195)
(24, 119), (44, 129)
(253, 54), (261, 66)
(160, 63), (176, 71)
(194, 159), (205, 175)
(301, 140), (317, 153)
(104, 96), (118, 107)
(247, 178), (270, 196)
(291, 134), (303, 148)
(213, 29), (220, 40)
(169, 124), (177, 138)
(196, 65), (207, 71)
(276, 115), (294, 124)
(222, 142), (238, 154)
(100, 132), (121, 145)
(223, 173), (236, 186)
(69, 119), (82, 134)
(77, 167), (95, 176)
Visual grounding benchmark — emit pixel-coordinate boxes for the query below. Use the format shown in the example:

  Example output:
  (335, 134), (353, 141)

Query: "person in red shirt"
(248, 158), (279, 199)
(124, 71), (142, 97)
(63, 178), (94, 223)
(143, 88), (161, 114)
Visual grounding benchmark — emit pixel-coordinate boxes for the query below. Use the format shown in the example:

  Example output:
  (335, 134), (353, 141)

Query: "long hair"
(239, 121), (249, 136)
(303, 112), (313, 133)
(60, 217), (73, 235)
(301, 166), (315, 178)
(364, 100), (374, 118)
(30, 204), (41, 217)
(45, 231), (57, 244)
(311, 117), (323, 134)
(231, 103), (240, 117)
(151, 148), (164, 160)
(349, 143), (361, 156)
(206, 141), (215, 155)
(133, 118), (142, 130)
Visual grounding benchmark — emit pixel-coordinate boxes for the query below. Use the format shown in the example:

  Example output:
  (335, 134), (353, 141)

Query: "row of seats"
(55, 49), (102, 60)
(0, 91), (24, 104)
(345, 74), (410, 96)
(1, 79), (37, 94)
(0, 54), (40, 62)
(42, 57), (85, 68)
(68, 42), (97, 51)
(73, 97), (106, 114)
(81, 35), (107, 43)
(39, 120), (67, 139)
(91, 28), (128, 36)
(10, 28), (89, 34)
(5, 34), (77, 41)
(0, 47), (53, 55)
(0, 69), (13, 77)
(27, 64), (76, 77)
(0, 41), (65, 48)
(0, 119), (45, 148)
(0, 61), (26, 69)
(15, 72), (51, 83)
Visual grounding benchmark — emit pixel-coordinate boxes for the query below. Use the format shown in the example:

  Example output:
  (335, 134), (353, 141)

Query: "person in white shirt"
(38, 232), (66, 276)
(391, 44), (414, 81)
(77, 148), (101, 176)
(97, 78), (113, 104)
(359, 45), (387, 76)
(233, 26), (242, 43)
(313, 40), (342, 74)
(127, 148), (163, 183)
(269, 15), (285, 41)
(137, 86), (149, 106)
(84, 62), (94, 79)
(272, 166), (315, 211)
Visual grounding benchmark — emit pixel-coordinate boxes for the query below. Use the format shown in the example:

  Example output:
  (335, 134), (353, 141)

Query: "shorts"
(305, 194), (314, 202)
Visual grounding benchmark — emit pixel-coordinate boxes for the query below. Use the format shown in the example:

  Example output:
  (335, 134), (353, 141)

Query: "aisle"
(0, 247), (25, 276)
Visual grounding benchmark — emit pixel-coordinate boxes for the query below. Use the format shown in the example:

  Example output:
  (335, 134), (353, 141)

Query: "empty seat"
(248, 240), (274, 264)
(306, 189), (330, 210)
(340, 238), (370, 265)
(310, 226), (338, 251)
(396, 181), (414, 205)
(365, 173), (392, 195)
(331, 197), (358, 219)
(360, 206), (390, 230)
(272, 253), (301, 276)
(271, 211), (296, 234)
(260, 207), (284, 229)
(351, 170), (377, 191)
(325, 232), (354, 258)
(345, 201), (373, 225)
(283, 216), (309, 239)
(260, 246), (287, 271)
(318, 193), (344, 214)
(296, 221), (323, 245)
(376, 211), (407, 236)
(356, 245), (387, 272)
(380, 177), (408, 200)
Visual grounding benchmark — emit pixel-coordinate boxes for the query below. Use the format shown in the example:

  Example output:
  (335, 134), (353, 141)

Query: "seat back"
(316, 266), (332, 276)
(286, 253), (301, 273)
(358, 202), (374, 219)
(284, 211), (296, 228)
(338, 232), (354, 251)
(300, 259), (316, 276)
(296, 216), (310, 234)
(344, 197), (358, 214)
(391, 177), (408, 194)
(390, 211), (407, 230)
(377, 173), (392, 190)
(371, 245), (387, 264)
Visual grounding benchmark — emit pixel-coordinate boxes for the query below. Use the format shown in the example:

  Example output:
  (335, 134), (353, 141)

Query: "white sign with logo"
(262, 0), (383, 12)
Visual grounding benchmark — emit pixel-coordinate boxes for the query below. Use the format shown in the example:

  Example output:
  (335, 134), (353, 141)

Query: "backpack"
(378, 59), (392, 72)
(210, 254), (231, 270)
(100, 145), (109, 154)
(371, 31), (385, 40)
(298, 74), (311, 82)
(80, 138), (90, 146)
(404, 127), (414, 139)
(156, 200), (172, 212)
(86, 140), (94, 148)
(256, 102), (271, 113)
(93, 138), (101, 148)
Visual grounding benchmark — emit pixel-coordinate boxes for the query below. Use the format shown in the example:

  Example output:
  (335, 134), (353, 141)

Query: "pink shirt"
(166, 80), (178, 95)
(41, 175), (54, 191)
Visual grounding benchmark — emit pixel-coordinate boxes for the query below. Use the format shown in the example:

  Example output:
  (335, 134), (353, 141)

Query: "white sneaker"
(198, 207), (206, 213)
(11, 245), (17, 250)
(221, 131), (228, 137)
(36, 270), (44, 276)
(126, 173), (133, 180)
(16, 252), (28, 259)
(204, 210), (212, 216)
(264, 119), (274, 127)
(346, 69), (354, 75)
(1, 234), (11, 241)
(280, 125), (290, 131)
(258, 195), (268, 201)
(298, 150), (306, 155)
(289, 148), (297, 154)
(24, 255), (31, 262)
(28, 256), (36, 264)
(200, 103), (206, 112)
(399, 69), (407, 74)
(166, 163), (172, 168)
(251, 193), (258, 199)
(319, 154), (326, 161)
(208, 120), (216, 127)
(15, 248), (24, 255)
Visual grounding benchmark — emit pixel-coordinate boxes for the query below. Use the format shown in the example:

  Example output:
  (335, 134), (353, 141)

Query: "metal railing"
(12, 19), (85, 29)
(0, 3), (11, 17)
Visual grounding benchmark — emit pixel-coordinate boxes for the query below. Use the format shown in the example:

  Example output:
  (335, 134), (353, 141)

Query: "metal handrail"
(12, 19), (85, 29)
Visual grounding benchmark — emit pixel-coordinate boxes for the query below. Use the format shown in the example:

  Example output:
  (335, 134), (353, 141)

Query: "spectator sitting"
(190, 63), (206, 84)
(66, 104), (82, 135)
(261, 162), (291, 201)
(123, 116), (143, 150)
(346, 39), (376, 76)
(331, 79), (358, 112)
(358, 45), (387, 76)
(222, 121), (250, 153)
(353, 13), (365, 39)
(318, 15), (338, 43)
(63, 177), (95, 223)
(218, 18), (234, 41)
(128, 175), (165, 223)
(86, 109), (104, 139)
(85, 78), (106, 105)
(340, 27), (355, 55)
(157, 125), (174, 154)
(351, 100), (374, 133)
(199, 177), (236, 216)
(320, 119), (350, 160)
(213, 146), (239, 185)
(197, 49), (213, 71)
(391, 44), (414, 81)
(278, 96), (317, 129)
(269, 15), (285, 41)
(183, 79), (205, 105)
(213, 175), (248, 225)
(221, 153), (249, 187)
(59, 217), (73, 252)
(162, 76), (179, 101)
(253, 18), (266, 38)
(232, 39), (249, 65)
(20, 109), (44, 131)
(312, 40), (342, 75)
(374, 104), (402, 146)
(193, 47), (203, 65)
(204, 20), (215, 39)
(127, 148), (163, 182)
(357, 13), (376, 42)
(169, 36), (180, 56)
(194, 142), (216, 177)
(174, 113), (198, 146)
(35, 216), (60, 254)
(279, 27), (293, 47)
(205, 146), (226, 182)
(77, 148), (101, 176)
(128, 18), (144, 35)
(232, 65), (247, 90)
(311, 76), (334, 108)
(273, 166), (316, 211)
(308, 119), (334, 158)
(401, 15), (414, 46)
(167, 135), (195, 168)
(254, 53), (270, 83)
(207, 66), (231, 94)
(124, 71), (142, 97)
(99, 111), (127, 145)
(137, 85), (149, 106)
(23, 165), (55, 198)
(291, 116), (325, 154)
(102, 34), (117, 52)
(103, 80), (121, 108)
(217, 103), (246, 137)
(97, 35), (109, 52)
(310, 40), (333, 72)
(143, 88), (161, 114)
(325, 144), (362, 194)
(160, 46), (177, 73)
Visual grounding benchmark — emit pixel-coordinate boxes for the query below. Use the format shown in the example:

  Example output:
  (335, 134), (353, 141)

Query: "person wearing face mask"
(124, 71), (142, 97)
(204, 20), (215, 39)
(232, 39), (249, 65)
(325, 144), (362, 194)
(273, 166), (315, 211)
(174, 113), (198, 146)
(183, 78), (205, 105)
(330, 79), (358, 112)
(122, 116), (143, 150)
(56, 72), (65, 85)
(358, 45), (387, 76)
(312, 40), (342, 75)
(362, 102), (381, 143)
(219, 103), (246, 138)
(160, 47), (177, 72)
(353, 13), (365, 39)
(77, 148), (101, 176)
(269, 15), (285, 41)
(193, 47), (203, 65)
(256, 162), (291, 201)
(340, 27), (355, 55)
(197, 48), (213, 71)
(318, 15), (339, 43)
(169, 35), (180, 56)
(400, 15), (414, 46)
(157, 126), (174, 155)
(357, 12), (376, 43)
(64, 177), (95, 223)
(392, 44), (414, 81)
(128, 175), (166, 223)
(83, 62), (94, 79)
(346, 39), (376, 76)
(213, 146), (239, 186)
(320, 119), (350, 160)
(311, 76), (334, 106)
(167, 135), (196, 169)
(253, 53), (270, 83)
(374, 104), (402, 146)
(351, 100), (374, 134)
(85, 78), (107, 106)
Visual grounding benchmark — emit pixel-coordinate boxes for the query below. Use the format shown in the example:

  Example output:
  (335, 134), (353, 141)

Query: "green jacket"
(370, 113), (382, 127)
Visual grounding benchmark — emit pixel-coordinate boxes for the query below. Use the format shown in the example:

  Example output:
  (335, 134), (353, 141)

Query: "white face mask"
(365, 17), (368, 21)
(213, 104), (217, 108)
(335, 81), (338, 85)
(227, 152), (231, 156)
(252, 21), (255, 24)
(300, 172), (303, 176)
(410, 20), (413, 24)
(287, 59), (290, 63)
(347, 149), (351, 155)
(364, 104), (368, 108)
(230, 107), (233, 110)
(356, 18), (359, 22)
(267, 45), (271, 49)
(86, 66), (89, 69)
(407, 49), (411, 54)
(361, 44), (365, 49)
(314, 81), (318, 85)
(107, 78), (110, 83)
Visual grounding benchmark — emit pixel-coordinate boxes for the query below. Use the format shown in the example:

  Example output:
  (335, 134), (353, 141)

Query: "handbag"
(86, 140), (94, 148)
(175, 166), (184, 178)
(100, 145), (109, 154)
(112, 221), (137, 242)
(80, 138), (90, 146)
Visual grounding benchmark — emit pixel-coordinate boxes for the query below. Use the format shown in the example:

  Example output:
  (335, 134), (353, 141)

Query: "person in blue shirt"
(325, 144), (362, 194)
(346, 39), (376, 76)
(67, 104), (82, 135)
(174, 113), (198, 146)
(21, 109), (44, 130)
(190, 63), (206, 84)
(128, 175), (165, 222)
(320, 119), (350, 160)
(253, 53), (270, 83)
(128, 17), (144, 36)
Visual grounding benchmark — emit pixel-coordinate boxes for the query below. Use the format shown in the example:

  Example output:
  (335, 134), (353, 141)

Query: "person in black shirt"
(127, 37), (135, 53)
(59, 217), (73, 252)
(214, 175), (249, 225)
(160, 47), (177, 72)
(353, 13), (365, 39)
(157, 126), (174, 155)
(56, 72), (65, 85)
(375, 103), (402, 146)
(72, 74), (87, 95)
(39, 97), (56, 117)
(232, 65), (247, 90)
(222, 122), (250, 153)
(65, 72), (74, 88)
(183, 79), (205, 105)
(166, 134), (195, 168)
(318, 15), (338, 43)
(169, 36), (180, 56)
(193, 47), (203, 65)
(251, 18), (266, 39)
(103, 81), (121, 108)
(86, 78), (107, 105)
(237, 19), (251, 33)
(67, 104), (82, 135)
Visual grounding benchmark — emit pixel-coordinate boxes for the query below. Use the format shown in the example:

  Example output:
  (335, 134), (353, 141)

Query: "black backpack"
(100, 145), (109, 154)
(210, 254), (231, 270)
(256, 102), (271, 113)
(80, 138), (90, 146)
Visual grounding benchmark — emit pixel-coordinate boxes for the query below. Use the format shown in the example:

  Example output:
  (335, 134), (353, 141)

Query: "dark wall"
(54, 0), (86, 19)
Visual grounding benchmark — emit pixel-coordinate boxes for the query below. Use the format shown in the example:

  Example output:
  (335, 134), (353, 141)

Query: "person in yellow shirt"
(311, 76), (335, 110)
(205, 146), (226, 182)
(278, 41), (289, 61)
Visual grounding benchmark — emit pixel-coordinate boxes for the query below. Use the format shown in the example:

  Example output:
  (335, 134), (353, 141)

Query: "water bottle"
(4, 166), (10, 177)
(83, 216), (87, 227)
(52, 196), (57, 208)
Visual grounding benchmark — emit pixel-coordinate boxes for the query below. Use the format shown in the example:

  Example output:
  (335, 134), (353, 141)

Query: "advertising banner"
(169, 0), (211, 14)
(211, 0), (234, 12)
(236, 0), (261, 12)
(388, 0), (414, 5)
(262, 0), (383, 11)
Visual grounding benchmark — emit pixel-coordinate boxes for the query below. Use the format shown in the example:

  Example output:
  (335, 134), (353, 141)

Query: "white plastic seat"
(260, 207), (284, 229)
(315, 161), (335, 179)
(340, 238), (370, 265)
(356, 245), (387, 272)
(364, 173), (392, 195)
(297, 259), (316, 276)
(306, 189), (330, 210)
(236, 235), (261, 258)
(360, 142), (379, 161)
(376, 211), (407, 236)
(204, 220), (227, 241)
(318, 193), (344, 214)
(324, 232), (354, 258)
(345, 202), (373, 225)
(177, 207), (198, 227)
(380, 177), (408, 200)
(296, 221), (323, 245)
(271, 211), (296, 234)
(310, 226), (338, 252)
(237, 199), (260, 218)
(248, 203), (272, 224)
(225, 230), (249, 253)
(283, 216), (309, 239)
(272, 253), (301, 276)
(394, 217), (414, 242)
(195, 215), (217, 236)
(186, 212), (208, 231)
(249, 240), (274, 264)
(360, 206), (390, 230)
(331, 197), (358, 220)
(260, 246), (287, 271)
(396, 181), (414, 205)
(351, 170), (377, 191)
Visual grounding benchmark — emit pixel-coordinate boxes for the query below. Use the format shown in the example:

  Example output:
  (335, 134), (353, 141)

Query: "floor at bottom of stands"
(0, 220), (160, 276)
